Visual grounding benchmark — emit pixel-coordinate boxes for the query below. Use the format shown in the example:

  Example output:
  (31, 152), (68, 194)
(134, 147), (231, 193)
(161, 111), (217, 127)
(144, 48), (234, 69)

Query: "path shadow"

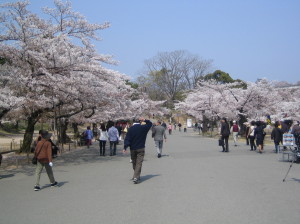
(0, 146), (125, 178)
(0, 173), (14, 179)
(140, 174), (160, 183)
(41, 181), (69, 190)
(291, 178), (300, 183)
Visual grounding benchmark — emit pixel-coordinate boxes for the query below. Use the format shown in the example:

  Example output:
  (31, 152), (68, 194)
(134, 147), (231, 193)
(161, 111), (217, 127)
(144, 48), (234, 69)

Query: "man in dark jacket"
(271, 121), (283, 153)
(123, 118), (152, 184)
(220, 118), (230, 152)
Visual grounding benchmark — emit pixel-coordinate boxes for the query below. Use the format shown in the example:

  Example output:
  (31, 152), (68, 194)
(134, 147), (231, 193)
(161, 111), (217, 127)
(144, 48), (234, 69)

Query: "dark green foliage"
(125, 80), (139, 89)
(203, 70), (234, 83)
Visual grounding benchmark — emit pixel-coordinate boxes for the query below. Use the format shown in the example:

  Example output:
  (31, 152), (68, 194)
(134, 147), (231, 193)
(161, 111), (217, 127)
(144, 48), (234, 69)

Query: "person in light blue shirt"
(84, 126), (93, 148)
(108, 122), (119, 156)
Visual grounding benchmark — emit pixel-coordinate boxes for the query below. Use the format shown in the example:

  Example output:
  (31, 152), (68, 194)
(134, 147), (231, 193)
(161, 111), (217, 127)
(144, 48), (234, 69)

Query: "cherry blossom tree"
(0, 0), (168, 151)
(176, 79), (280, 129)
(270, 86), (300, 122)
(0, 1), (163, 152)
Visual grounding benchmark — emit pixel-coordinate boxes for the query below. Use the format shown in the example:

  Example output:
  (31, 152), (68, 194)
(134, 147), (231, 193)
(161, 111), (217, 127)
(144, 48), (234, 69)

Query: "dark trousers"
(99, 140), (106, 155)
(110, 141), (118, 155)
(222, 136), (229, 152)
(130, 148), (145, 179)
(246, 136), (249, 145)
(249, 136), (256, 150)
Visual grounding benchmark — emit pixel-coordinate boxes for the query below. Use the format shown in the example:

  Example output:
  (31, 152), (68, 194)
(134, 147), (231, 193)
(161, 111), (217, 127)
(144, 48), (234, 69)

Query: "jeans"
(110, 141), (118, 155)
(35, 161), (55, 186)
(99, 140), (106, 155)
(130, 148), (145, 179)
(155, 140), (164, 154)
(274, 141), (280, 153)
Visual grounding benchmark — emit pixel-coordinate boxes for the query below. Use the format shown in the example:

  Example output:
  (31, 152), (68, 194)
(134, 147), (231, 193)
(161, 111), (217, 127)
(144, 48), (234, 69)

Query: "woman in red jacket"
(34, 130), (58, 191)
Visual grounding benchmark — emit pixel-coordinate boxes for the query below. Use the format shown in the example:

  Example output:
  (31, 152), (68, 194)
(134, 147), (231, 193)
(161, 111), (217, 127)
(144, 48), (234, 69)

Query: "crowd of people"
(220, 118), (300, 154)
(32, 116), (300, 189)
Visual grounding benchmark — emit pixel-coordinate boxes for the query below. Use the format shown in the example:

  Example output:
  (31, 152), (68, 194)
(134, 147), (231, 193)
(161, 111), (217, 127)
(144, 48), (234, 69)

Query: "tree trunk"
(202, 115), (209, 133)
(58, 118), (70, 144)
(20, 113), (40, 153)
(238, 114), (247, 136)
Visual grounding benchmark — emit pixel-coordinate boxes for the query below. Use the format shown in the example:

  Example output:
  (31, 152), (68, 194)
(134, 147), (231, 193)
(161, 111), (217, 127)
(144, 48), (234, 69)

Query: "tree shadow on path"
(0, 145), (124, 179)
(0, 173), (14, 179)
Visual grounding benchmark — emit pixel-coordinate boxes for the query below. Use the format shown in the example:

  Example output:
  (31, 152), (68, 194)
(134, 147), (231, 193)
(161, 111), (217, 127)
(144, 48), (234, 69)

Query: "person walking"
(291, 121), (300, 147)
(122, 123), (129, 141)
(271, 121), (283, 153)
(247, 121), (257, 151)
(98, 124), (108, 156)
(178, 123), (182, 132)
(34, 130), (58, 191)
(167, 123), (172, 135)
(254, 121), (266, 154)
(291, 121), (300, 135)
(183, 124), (187, 132)
(280, 120), (289, 134)
(108, 122), (119, 156)
(161, 121), (167, 129)
(152, 121), (167, 158)
(116, 123), (122, 141)
(245, 122), (250, 145)
(220, 118), (230, 152)
(123, 118), (152, 184)
(231, 121), (239, 146)
(84, 126), (93, 148)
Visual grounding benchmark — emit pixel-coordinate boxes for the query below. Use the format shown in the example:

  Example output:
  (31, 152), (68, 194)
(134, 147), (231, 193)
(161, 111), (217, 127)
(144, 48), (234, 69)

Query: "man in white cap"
(231, 121), (239, 146)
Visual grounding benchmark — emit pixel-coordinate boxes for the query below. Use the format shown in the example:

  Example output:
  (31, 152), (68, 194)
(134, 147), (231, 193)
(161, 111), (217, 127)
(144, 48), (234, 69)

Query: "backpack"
(232, 124), (239, 132)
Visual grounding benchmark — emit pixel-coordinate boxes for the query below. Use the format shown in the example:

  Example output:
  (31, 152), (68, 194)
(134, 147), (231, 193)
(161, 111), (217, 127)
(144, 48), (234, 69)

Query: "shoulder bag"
(32, 142), (46, 165)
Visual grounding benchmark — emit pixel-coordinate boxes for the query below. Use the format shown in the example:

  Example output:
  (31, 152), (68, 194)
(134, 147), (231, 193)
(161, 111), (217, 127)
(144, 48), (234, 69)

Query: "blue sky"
(23, 0), (300, 83)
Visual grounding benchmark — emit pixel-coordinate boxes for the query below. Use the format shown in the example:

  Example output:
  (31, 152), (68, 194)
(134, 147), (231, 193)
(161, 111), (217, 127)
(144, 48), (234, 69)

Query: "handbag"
(32, 142), (46, 165)
(218, 138), (224, 146)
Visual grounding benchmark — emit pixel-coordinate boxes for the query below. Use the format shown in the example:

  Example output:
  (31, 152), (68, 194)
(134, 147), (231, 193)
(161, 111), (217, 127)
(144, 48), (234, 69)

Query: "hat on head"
(40, 130), (52, 139)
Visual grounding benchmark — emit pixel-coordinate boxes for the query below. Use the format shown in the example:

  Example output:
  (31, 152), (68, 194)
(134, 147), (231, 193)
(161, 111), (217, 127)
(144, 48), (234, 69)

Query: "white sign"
(187, 119), (192, 128)
(282, 134), (294, 146)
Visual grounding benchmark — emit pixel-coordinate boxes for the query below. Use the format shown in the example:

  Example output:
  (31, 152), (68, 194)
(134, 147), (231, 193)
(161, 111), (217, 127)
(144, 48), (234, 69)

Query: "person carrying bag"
(33, 130), (58, 191)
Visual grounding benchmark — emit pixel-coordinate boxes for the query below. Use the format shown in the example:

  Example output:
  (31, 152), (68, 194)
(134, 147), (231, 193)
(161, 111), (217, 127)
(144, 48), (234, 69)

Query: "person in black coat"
(271, 121), (283, 153)
(220, 118), (230, 152)
(254, 121), (266, 154)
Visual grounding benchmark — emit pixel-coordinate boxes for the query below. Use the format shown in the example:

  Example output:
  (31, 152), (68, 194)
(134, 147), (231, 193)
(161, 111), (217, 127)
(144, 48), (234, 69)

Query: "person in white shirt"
(247, 121), (257, 151)
(98, 124), (109, 156)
